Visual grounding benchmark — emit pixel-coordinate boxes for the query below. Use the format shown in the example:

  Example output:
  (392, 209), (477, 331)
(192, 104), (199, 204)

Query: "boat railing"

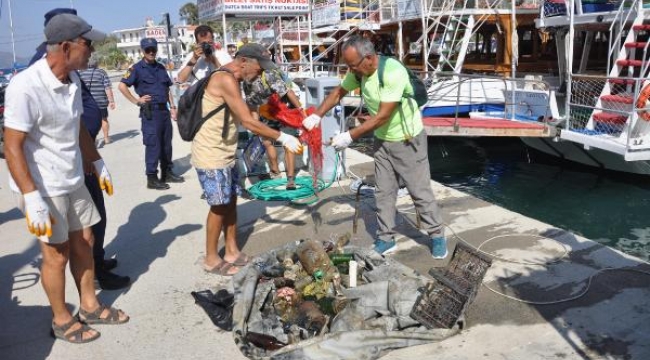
(566, 74), (650, 151)
(539, 0), (635, 24)
(276, 62), (345, 80)
(418, 71), (557, 132)
(378, 0), (543, 24)
(607, 0), (642, 73)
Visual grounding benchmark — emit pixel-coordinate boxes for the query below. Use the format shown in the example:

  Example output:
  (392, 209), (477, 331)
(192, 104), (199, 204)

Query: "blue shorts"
(196, 166), (241, 206)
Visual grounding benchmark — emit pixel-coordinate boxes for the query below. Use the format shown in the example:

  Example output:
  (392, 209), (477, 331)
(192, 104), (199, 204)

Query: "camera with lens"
(200, 42), (213, 56)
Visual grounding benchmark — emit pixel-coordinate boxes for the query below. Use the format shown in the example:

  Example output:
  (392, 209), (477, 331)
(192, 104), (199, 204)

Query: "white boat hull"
(422, 77), (506, 117)
(521, 137), (650, 175)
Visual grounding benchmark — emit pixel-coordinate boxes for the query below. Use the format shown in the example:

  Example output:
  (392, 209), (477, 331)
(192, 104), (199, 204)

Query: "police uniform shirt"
(121, 59), (172, 104)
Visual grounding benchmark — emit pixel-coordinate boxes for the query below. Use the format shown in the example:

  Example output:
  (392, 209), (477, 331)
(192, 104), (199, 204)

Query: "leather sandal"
(226, 252), (250, 267)
(78, 304), (129, 325)
(51, 318), (100, 344)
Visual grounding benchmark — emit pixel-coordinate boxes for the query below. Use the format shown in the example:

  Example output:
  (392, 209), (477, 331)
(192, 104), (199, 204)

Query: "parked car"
(0, 74), (9, 87)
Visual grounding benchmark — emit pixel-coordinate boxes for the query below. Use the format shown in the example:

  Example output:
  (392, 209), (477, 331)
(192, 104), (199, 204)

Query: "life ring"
(636, 83), (650, 121)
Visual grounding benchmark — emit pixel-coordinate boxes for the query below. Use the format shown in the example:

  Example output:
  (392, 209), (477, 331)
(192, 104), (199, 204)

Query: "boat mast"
(510, 0), (516, 119)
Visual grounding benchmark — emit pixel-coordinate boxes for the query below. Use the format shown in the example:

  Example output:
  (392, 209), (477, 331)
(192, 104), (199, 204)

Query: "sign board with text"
(199, 0), (310, 20)
(312, 1), (339, 28)
(145, 27), (168, 42)
(397, 0), (421, 20)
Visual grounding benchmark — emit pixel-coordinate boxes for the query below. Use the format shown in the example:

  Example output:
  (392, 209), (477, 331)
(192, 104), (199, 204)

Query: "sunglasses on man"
(63, 38), (92, 48)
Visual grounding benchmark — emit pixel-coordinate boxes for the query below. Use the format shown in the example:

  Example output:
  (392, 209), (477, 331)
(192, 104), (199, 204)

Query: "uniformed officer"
(118, 38), (184, 190)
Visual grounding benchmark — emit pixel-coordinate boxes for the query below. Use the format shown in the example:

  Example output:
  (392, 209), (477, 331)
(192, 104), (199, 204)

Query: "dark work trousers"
(85, 172), (107, 262)
(373, 130), (443, 242)
(141, 107), (173, 176)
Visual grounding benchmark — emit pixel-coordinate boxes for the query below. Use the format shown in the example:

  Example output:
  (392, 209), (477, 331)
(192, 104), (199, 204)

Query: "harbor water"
(426, 137), (650, 261)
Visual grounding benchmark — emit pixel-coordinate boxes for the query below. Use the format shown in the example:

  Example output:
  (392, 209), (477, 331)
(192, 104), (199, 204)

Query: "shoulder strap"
(200, 68), (233, 139)
(377, 56), (415, 140)
(378, 56), (385, 88)
(88, 68), (96, 90)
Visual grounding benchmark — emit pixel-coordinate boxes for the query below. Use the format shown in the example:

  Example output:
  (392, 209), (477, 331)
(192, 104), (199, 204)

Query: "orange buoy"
(636, 83), (650, 121)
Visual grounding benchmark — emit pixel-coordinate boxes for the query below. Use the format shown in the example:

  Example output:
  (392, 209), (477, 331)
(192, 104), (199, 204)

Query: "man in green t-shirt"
(302, 35), (449, 259)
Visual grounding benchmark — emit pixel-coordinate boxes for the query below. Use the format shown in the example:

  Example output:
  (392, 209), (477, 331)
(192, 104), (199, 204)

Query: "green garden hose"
(246, 153), (339, 205)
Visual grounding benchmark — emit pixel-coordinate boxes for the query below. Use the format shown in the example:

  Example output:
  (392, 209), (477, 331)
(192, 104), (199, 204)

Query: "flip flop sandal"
(227, 252), (251, 267)
(78, 304), (130, 325)
(286, 177), (297, 191)
(204, 261), (239, 276)
(51, 318), (100, 344)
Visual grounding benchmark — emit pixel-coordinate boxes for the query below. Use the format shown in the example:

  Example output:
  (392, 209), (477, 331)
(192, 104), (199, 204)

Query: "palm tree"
(179, 2), (198, 25)
(104, 48), (128, 70)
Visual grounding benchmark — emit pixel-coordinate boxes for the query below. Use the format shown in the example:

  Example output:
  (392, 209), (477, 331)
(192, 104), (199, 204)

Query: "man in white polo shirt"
(4, 13), (129, 344)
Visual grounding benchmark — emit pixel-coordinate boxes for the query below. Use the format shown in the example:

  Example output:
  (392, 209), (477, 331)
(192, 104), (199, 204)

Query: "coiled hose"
(246, 153), (339, 205)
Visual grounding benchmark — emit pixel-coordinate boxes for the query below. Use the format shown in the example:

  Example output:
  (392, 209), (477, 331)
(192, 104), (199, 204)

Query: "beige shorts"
(13, 185), (101, 244)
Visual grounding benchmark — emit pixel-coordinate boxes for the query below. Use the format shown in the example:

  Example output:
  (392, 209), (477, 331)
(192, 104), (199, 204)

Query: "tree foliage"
(179, 2), (198, 25)
(92, 35), (128, 69)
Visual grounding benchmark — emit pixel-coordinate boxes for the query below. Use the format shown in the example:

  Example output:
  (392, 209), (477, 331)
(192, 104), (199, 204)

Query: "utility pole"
(7, 0), (17, 70)
(163, 13), (173, 78)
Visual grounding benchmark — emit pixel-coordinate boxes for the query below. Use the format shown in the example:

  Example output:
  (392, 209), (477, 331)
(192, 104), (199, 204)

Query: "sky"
(0, 0), (189, 59)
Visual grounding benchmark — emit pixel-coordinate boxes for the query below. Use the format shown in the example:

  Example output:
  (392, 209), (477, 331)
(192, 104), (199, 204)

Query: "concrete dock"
(1, 82), (650, 359)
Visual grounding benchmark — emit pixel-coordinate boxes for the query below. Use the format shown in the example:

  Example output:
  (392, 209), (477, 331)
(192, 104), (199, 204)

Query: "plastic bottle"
(297, 240), (338, 281)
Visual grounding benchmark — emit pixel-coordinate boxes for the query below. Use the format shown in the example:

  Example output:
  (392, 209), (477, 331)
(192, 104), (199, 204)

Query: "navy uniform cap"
(140, 38), (158, 49)
(44, 8), (77, 26)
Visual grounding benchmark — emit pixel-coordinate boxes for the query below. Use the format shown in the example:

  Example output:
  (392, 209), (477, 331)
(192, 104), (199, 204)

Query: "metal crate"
(429, 241), (492, 301)
(410, 276), (468, 329)
(412, 242), (493, 329)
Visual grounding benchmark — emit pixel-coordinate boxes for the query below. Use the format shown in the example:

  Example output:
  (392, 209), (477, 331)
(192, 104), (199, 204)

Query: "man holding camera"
(177, 25), (228, 85)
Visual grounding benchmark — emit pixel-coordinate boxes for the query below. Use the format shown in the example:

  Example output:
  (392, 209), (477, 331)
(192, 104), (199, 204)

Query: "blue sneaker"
(373, 239), (397, 255)
(431, 236), (448, 259)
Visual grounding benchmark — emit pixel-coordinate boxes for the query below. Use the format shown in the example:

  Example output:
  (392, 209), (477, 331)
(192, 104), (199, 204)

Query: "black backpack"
(177, 68), (232, 142)
(377, 56), (428, 107)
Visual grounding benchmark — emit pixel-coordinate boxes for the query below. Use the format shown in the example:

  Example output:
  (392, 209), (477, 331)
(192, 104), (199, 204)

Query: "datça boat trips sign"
(199, 0), (310, 19)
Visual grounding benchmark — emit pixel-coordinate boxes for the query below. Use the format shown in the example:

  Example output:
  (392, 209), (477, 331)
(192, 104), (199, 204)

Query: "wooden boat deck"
(422, 117), (557, 137)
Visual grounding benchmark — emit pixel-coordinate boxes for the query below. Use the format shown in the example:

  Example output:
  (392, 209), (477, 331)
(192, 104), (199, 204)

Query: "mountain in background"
(0, 51), (31, 69)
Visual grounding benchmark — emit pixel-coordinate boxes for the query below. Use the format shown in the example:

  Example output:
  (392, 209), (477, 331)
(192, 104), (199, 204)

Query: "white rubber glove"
(302, 114), (322, 131)
(92, 159), (114, 196)
(331, 131), (353, 151)
(277, 132), (303, 154)
(24, 191), (53, 238)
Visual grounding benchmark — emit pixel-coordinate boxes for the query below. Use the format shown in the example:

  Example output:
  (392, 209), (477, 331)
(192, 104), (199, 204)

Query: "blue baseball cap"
(44, 8), (77, 26)
(140, 38), (158, 49)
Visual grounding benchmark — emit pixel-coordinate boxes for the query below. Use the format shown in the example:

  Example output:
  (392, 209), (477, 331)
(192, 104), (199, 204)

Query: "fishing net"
(259, 93), (323, 190)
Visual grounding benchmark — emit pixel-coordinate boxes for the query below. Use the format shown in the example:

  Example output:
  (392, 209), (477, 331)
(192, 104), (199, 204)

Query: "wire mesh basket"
(412, 242), (493, 329)
(429, 242), (492, 301)
(410, 275), (469, 329)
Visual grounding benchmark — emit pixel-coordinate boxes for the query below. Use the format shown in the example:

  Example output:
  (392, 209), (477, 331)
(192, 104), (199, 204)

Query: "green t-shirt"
(341, 57), (423, 141)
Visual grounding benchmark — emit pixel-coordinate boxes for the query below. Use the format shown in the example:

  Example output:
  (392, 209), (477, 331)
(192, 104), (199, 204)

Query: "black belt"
(153, 103), (169, 110)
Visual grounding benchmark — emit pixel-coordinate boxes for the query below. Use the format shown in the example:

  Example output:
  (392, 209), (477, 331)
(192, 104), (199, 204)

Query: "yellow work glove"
(23, 190), (54, 238)
(92, 159), (114, 195)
